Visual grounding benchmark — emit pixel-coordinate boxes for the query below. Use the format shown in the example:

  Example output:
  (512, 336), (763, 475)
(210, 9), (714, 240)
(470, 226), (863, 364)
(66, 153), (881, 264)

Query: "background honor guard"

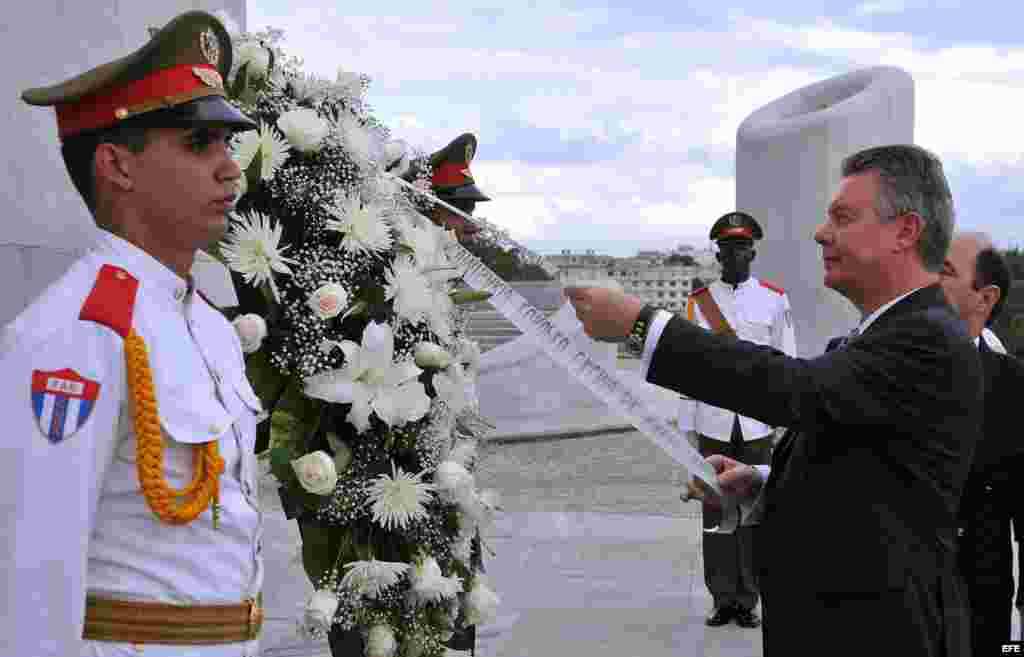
(6, 12), (266, 656)
(424, 133), (491, 242)
(680, 211), (796, 629)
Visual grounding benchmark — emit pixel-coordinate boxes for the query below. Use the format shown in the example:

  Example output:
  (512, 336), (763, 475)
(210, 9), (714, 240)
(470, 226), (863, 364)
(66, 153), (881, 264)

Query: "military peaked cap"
(709, 211), (764, 242)
(21, 11), (256, 140)
(429, 133), (490, 203)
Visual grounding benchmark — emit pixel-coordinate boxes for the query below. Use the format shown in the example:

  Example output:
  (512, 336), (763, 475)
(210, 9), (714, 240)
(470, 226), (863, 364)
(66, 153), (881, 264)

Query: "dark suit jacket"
(959, 338), (1024, 592)
(647, 284), (984, 593)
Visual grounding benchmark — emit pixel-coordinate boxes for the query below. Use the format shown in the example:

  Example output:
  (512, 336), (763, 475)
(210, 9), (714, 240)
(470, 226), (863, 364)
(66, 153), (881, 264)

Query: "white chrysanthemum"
(335, 114), (372, 164)
(340, 559), (409, 599)
(465, 577), (501, 626)
(326, 194), (393, 255)
(399, 222), (445, 271)
(290, 72), (330, 103)
(365, 461), (435, 531)
(220, 211), (297, 301)
(409, 556), (463, 604)
(301, 590), (339, 636)
(433, 460), (475, 505)
(232, 121), (290, 181)
(277, 108), (331, 154)
(433, 365), (470, 416)
(384, 257), (433, 324)
(335, 68), (363, 98)
(304, 322), (431, 433)
(448, 439), (478, 468)
(365, 624), (398, 657)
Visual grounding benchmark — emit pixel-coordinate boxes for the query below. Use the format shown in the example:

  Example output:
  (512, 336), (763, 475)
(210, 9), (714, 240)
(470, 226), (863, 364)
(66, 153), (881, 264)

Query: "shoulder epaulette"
(759, 279), (785, 295)
(692, 286), (709, 297)
(79, 264), (139, 338)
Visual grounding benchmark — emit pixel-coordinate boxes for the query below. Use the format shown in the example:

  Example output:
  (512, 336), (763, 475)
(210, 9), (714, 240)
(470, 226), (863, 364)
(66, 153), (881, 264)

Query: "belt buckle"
(246, 597), (263, 640)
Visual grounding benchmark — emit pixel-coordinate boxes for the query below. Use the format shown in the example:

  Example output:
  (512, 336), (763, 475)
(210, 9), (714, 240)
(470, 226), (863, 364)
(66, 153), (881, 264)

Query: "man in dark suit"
(566, 144), (982, 656)
(940, 231), (1024, 651)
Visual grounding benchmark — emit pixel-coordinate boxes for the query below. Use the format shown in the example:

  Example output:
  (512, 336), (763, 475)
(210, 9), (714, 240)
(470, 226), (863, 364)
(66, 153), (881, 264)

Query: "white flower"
(382, 139), (410, 176)
(303, 322), (431, 434)
(335, 68), (363, 97)
(413, 342), (451, 369)
(365, 624), (398, 657)
(335, 114), (372, 164)
(291, 451), (338, 495)
(409, 557), (463, 604)
(290, 72), (329, 103)
(399, 222), (446, 271)
(433, 460), (475, 505)
(221, 211), (297, 301)
(326, 194), (393, 255)
(365, 461), (435, 531)
(301, 590), (339, 635)
(451, 535), (473, 564)
(340, 559), (409, 598)
(447, 439), (478, 468)
(232, 121), (290, 181)
(465, 577), (501, 626)
(385, 257), (433, 324)
(236, 40), (271, 78)
(433, 365), (470, 416)
(277, 108), (331, 154)
(307, 282), (350, 320)
(232, 313), (267, 354)
(325, 432), (353, 472)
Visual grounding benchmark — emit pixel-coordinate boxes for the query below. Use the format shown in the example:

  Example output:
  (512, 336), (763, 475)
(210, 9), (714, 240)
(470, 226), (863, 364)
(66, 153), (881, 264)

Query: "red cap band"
(432, 161), (472, 188)
(55, 63), (221, 139)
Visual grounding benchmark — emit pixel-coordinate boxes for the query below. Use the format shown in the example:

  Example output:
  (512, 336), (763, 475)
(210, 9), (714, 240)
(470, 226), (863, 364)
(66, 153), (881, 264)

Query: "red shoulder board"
(692, 286), (709, 297)
(79, 265), (139, 338)
(759, 280), (785, 295)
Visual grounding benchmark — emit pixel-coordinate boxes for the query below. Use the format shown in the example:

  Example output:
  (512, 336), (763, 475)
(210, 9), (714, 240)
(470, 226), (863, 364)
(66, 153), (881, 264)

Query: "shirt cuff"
(639, 309), (673, 381)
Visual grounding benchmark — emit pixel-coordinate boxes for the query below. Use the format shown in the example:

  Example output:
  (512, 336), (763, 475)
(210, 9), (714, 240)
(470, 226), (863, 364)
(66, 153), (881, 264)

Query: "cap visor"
(439, 183), (490, 202)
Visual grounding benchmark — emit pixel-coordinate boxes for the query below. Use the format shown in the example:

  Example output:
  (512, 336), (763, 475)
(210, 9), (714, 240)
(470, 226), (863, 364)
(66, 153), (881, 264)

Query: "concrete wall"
(736, 67), (915, 357)
(1, 1), (245, 325)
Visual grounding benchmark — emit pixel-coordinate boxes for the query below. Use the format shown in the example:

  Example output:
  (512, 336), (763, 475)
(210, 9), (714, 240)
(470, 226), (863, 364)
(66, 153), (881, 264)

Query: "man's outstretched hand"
(564, 286), (644, 341)
(681, 454), (763, 510)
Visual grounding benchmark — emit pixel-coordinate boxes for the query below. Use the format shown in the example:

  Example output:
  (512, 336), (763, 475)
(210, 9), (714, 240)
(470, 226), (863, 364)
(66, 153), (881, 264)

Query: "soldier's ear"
(94, 142), (136, 192)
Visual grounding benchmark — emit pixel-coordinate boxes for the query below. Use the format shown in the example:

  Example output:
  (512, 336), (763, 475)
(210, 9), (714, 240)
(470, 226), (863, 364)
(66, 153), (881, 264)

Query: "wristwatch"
(626, 304), (660, 356)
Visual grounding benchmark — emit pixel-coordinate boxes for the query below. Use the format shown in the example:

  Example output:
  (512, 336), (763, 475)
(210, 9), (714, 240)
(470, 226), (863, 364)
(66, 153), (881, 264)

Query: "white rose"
(236, 41), (271, 78)
(365, 624), (397, 657)
(277, 108), (331, 154)
(413, 342), (451, 369)
(232, 313), (267, 354)
(291, 451), (338, 495)
(307, 282), (350, 320)
(465, 577), (500, 626)
(302, 590), (339, 635)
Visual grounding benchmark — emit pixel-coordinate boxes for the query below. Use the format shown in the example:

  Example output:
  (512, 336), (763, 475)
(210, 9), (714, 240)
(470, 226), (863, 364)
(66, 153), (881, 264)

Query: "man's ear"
(894, 211), (926, 253)
(979, 284), (1002, 321)
(93, 143), (136, 192)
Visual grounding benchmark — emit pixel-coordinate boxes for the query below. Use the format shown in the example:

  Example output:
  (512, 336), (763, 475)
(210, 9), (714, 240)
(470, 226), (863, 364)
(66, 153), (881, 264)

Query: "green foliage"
(463, 239), (552, 281)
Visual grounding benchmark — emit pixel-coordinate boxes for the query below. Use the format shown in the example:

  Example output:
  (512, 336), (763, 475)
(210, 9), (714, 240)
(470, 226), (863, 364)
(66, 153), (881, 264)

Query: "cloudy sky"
(248, 1), (1024, 257)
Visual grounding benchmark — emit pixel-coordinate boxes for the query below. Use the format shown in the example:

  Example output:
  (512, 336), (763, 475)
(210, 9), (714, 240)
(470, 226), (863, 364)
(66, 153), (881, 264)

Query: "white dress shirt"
(0, 231), (264, 657)
(643, 276), (797, 442)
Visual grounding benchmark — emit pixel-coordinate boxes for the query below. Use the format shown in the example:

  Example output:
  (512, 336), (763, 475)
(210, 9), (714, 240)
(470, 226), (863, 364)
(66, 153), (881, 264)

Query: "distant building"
(547, 248), (720, 314)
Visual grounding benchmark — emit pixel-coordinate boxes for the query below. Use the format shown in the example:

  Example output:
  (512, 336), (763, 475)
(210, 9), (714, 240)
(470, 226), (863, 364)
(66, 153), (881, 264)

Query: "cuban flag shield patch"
(31, 368), (101, 444)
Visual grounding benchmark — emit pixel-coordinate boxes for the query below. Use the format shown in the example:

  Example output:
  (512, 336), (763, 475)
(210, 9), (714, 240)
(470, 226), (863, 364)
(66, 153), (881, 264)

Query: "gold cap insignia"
(729, 214), (742, 226)
(199, 28), (220, 67)
(465, 141), (475, 163)
(193, 66), (224, 90)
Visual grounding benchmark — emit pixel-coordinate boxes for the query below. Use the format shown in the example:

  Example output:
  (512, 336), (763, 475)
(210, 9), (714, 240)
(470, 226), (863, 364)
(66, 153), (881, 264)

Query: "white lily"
(303, 321), (431, 434)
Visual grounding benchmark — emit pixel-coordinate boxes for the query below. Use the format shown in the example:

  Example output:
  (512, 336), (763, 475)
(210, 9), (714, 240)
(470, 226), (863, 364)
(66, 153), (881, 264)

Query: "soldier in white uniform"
(679, 211), (797, 629)
(4, 12), (265, 656)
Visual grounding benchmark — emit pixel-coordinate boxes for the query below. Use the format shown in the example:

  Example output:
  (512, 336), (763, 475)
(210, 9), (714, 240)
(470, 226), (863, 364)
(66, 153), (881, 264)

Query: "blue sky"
(247, 1), (1024, 257)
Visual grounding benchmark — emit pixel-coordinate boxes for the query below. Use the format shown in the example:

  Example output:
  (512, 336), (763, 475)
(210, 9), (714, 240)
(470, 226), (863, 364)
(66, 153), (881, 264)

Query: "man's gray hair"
(841, 144), (954, 272)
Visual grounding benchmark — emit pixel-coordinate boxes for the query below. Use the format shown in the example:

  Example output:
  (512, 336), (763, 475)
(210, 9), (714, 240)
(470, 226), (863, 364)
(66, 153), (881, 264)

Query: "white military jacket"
(0, 232), (265, 657)
(677, 276), (797, 442)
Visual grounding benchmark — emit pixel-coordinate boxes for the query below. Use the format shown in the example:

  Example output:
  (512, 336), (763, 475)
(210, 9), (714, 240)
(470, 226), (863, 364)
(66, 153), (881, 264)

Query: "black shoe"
(705, 605), (735, 627)
(733, 606), (761, 628)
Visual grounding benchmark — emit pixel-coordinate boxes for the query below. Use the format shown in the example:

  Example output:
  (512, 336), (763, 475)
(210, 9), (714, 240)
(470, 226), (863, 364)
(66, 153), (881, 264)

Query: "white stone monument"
(1, 1), (244, 325)
(736, 67), (915, 356)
